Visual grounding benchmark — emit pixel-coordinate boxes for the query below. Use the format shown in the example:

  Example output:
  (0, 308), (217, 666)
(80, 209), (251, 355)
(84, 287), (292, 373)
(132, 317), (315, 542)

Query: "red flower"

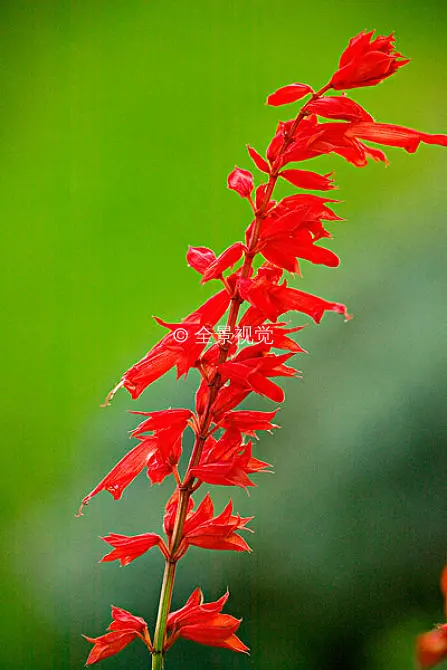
(77, 440), (159, 515)
(346, 121), (447, 153)
(266, 82), (314, 106)
(330, 30), (409, 90)
(217, 409), (279, 437)
(305, 95), (373, 122)
(219, 350), (297, 403)
(84, 606), (150, 665)
(100, 532), (168, 566)
(280, 169), (336, 191)
(238, 268), (350, 324)
(227, 167), (254, 198)
(113, 290), (230, 400)
(166, 588), (248, 653)
(163, 493), (253, 557)
(78, 413), (192, 514)
(191, 429), (271, 488)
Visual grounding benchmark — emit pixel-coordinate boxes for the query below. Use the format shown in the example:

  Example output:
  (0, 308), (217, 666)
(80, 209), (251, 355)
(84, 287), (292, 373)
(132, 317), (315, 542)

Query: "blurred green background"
(2, 1), (447, 668)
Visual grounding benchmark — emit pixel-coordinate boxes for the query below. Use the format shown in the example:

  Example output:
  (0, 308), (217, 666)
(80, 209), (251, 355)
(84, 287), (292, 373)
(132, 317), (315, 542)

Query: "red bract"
(80, 31), (447, 670)
(166, 589), (249, 653)
(84, 606), (150, 665)
(330, 30), (410, 89)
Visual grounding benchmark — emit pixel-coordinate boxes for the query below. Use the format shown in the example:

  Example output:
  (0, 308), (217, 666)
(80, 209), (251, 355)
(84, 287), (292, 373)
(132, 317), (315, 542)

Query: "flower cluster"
(79, 30), (447, 668)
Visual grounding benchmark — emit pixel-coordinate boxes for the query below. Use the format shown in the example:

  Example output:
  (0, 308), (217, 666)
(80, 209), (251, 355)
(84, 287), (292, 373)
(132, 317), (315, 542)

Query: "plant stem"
(150, 81), (331, 669)
(152, 561), (176, 670)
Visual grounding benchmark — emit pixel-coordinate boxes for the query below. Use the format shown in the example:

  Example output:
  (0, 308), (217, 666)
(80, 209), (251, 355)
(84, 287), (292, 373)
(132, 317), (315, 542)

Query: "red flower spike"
(305, 96), (373, 122)
(201, 242), (245, 284)
(266, 82), (314, 106)
(100, 532), (168, 566)
(166, 589), (249, 654)
(84, 606), (149, 665)
(187, 246), (217, 275)
(330, 30), (410, 90)
(80, 32), (447, 668)
(280, 169), (336, 191)
(227, 167), (254, 198)
(247, 145), (270, 173)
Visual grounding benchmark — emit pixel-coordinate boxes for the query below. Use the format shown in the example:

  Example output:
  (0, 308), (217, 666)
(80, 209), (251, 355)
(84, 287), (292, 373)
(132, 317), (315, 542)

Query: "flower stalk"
(78, 29), (447, 668)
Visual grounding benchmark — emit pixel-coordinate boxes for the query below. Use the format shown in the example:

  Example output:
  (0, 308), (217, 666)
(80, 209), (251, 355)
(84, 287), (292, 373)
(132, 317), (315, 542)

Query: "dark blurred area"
(1, 1), (447, 668)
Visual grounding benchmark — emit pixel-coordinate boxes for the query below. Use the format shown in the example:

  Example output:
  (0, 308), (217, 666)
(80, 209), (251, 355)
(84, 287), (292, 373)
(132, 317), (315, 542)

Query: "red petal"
(78, 439), (158, 513)
(109, 606), (148, 634)
(305, 96), (373, 122)
(101, 533), (164, 566)
(267, 83), (314, 106)
(84, 631), (137, 665)
(347, 122), (447, 152)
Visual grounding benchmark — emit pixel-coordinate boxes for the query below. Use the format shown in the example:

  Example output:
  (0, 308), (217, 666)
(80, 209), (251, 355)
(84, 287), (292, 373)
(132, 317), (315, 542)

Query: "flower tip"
(75, 502), (85, 518)
(101, 380), (125, 408)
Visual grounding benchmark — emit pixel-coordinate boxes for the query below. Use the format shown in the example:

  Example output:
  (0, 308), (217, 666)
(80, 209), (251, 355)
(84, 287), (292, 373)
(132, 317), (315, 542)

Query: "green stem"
(152, 560), (177, 670)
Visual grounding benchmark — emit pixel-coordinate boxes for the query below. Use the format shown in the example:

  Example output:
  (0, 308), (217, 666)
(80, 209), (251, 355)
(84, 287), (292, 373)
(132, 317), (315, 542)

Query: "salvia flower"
(330, 30), (410, 89)
(79, 30), (447, 670)
(165, 589), (249, 653)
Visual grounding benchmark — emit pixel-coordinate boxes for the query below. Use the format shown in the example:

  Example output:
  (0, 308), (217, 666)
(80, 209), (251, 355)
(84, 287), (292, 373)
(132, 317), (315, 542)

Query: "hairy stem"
(150, 81), (330, 668)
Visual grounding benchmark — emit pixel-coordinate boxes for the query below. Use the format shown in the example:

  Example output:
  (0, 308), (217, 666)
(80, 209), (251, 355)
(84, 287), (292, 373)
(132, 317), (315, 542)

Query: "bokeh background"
(2, 1), (447, 668)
